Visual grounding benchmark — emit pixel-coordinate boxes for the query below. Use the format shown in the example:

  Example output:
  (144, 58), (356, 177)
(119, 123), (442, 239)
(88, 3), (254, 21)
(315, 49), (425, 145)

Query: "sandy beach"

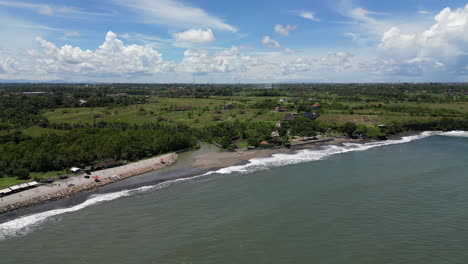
(193, 137), (366, 170)
(0, 135), (388, 214)
(0, 153), (178, 214)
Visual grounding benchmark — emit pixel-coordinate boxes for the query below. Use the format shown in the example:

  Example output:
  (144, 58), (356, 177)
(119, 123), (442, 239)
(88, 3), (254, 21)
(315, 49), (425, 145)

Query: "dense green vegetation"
(0, 83), (467, 188)
(0, 125), (195, 178)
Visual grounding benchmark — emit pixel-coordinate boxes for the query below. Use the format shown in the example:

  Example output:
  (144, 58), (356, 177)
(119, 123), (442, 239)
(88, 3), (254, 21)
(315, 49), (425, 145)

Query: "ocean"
(0, 131), (467, 264)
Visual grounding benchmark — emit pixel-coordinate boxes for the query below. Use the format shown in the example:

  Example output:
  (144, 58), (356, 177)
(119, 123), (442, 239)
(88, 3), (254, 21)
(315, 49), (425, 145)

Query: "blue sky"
(1, 0), (468, 82)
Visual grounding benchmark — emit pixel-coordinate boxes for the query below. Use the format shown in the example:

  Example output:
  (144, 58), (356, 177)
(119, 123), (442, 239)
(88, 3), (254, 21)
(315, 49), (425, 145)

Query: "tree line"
(0, 124), (196, 179)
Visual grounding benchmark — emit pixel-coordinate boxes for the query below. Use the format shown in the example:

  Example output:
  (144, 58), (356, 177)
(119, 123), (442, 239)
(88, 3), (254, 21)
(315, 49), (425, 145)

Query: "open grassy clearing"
(42, 97), (467, 128)
(43, 97), (288, 126)
(318, 114), (440, 126)
(0, 170), (67, 189)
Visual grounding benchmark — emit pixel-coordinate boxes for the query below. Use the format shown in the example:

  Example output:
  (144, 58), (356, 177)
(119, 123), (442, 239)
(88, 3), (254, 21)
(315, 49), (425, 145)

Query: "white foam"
(206, 131), (441, 176)
(1, 130), (465, 240)
(0, 177), (196, 240)
(439, 131), (468, 138)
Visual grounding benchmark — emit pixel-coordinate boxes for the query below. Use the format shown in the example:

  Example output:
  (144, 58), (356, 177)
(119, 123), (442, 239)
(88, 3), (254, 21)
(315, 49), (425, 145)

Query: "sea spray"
(0, 131), (464, 240)
(439, 131), (468, 138)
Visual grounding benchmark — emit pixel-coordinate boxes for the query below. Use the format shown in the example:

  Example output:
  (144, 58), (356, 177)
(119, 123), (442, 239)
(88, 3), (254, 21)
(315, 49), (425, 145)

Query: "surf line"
(1, 131), (465, 240)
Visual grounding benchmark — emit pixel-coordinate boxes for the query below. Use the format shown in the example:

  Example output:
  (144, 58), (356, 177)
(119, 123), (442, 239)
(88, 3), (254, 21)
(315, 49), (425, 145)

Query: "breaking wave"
(0, 178), (193, 240)
(206, 131), (441, 175)
(439, 131), (468, 138)
(0, 130), (465, 240)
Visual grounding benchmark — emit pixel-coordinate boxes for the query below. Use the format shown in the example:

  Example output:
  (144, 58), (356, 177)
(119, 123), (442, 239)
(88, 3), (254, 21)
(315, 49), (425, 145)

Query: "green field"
(0, 170), (68, 189)
(41, 97), (468, 129)
(43, 97), (287, 127)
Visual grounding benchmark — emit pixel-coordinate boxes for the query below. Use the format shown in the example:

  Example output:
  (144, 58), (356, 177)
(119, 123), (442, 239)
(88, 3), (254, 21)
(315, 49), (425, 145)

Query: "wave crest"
(440, 131), (468, 138)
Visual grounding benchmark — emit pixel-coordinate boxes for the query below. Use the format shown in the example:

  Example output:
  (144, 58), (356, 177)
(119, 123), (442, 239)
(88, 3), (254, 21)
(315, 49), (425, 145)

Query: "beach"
(0, 153), (178, 214)
(193, 137), (366, 170)
(0, 135), (392, 214)
(2, 131), (467, 263)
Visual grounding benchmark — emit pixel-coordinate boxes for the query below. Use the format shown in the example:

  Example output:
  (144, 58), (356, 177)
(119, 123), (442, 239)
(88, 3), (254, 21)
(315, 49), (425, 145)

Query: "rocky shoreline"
(0, 153), (178, 214)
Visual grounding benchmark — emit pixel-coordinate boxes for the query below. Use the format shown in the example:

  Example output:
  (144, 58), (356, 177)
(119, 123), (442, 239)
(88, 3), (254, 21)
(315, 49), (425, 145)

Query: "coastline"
(193, 137), (369, 170)
(0, 131), (423, 216)
(0, 153), (178, 214)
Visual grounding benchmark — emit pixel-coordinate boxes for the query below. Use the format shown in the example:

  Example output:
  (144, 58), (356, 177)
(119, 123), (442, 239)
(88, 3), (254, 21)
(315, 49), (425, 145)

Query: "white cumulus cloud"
(281, 58), (312, 75)
(298, 11), (319, 21)
(274, 24), (297, 36)
(378, 3), (468, 73)
(262, 36), (281, 49)
(0, 57), (19, 73)
(179, 47), (258, 75)
(34, 31), (173, 76)
(173, 28), (215, 44)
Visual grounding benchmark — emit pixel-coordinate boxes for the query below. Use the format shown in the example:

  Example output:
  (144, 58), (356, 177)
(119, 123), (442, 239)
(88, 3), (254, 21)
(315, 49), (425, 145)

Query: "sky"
(1, 0), (468, 83)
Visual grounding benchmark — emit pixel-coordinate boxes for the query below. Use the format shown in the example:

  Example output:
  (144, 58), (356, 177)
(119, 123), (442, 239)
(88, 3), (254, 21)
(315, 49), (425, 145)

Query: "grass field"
(0, 170), (68, 189)
(41, 97), (468, 129)
(43, 97), (287, 127)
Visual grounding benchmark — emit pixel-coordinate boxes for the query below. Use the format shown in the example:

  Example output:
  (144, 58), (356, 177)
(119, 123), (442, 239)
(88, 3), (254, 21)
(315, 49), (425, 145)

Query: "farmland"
(0, 83), (467, 188)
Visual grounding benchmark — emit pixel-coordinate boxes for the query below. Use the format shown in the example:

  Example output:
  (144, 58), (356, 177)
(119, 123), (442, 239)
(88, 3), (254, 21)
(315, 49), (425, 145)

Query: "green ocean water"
(0, 132), (467, 264)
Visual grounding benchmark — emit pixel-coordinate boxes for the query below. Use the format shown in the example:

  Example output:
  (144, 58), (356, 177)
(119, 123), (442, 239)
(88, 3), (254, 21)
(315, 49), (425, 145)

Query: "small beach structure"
(1, 181), (39, 197)
(27, 181), (39, 187)
(70, 167), (82, 173)
(0, 188), (12, 196)
(18, 183), (30, 189)
(9, 185), (21, 192)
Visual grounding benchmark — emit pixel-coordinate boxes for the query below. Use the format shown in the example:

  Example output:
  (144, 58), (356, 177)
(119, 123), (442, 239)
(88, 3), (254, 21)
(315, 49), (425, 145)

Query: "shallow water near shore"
(0, 132), (467, 263)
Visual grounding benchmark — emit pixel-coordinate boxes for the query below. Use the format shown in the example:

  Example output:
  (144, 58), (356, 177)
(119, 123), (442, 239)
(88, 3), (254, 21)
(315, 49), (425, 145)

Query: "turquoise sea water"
(0, 132), (467, 264)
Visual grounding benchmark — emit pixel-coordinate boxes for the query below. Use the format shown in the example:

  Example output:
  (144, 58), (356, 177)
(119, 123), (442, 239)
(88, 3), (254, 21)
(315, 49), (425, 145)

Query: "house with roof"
(274, 106), (288, 112)
(310, 103), (321, 110)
